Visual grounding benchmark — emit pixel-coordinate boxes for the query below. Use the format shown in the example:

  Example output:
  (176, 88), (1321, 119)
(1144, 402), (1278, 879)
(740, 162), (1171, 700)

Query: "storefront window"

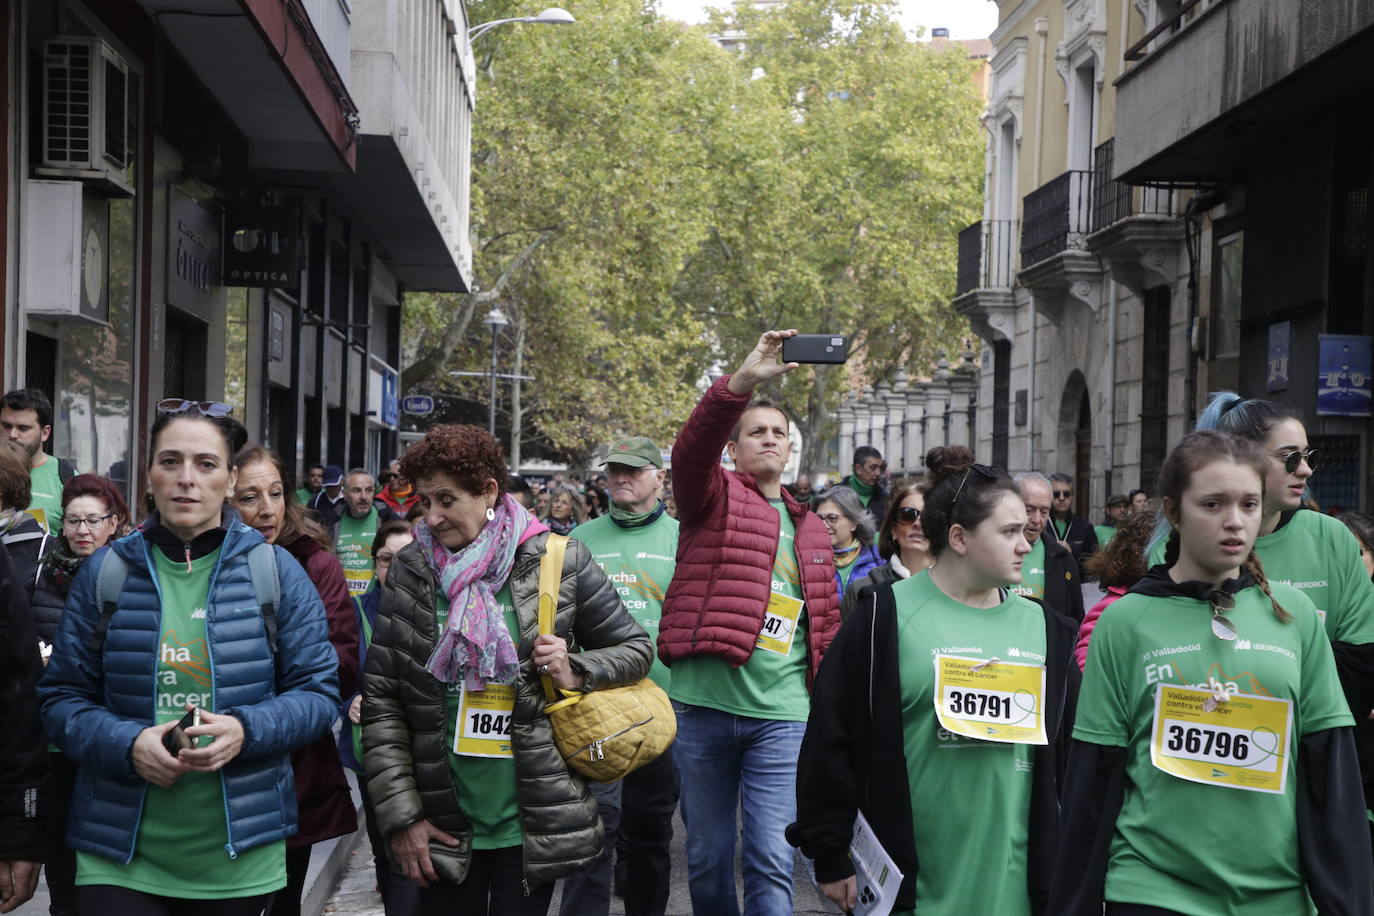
(1213, 230), (1243, 359)
(56, 194), (136, 493)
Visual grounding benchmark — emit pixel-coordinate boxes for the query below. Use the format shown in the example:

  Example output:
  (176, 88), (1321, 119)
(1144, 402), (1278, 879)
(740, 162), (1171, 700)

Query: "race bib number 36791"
(933, 655), (1048, 745)
(1150, 684), (1292, 794)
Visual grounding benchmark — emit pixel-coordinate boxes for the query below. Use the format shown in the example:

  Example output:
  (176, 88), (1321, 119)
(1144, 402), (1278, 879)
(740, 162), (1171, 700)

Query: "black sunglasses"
(157, 398), (233, 418)
(951, 464), (1001, 508)
(1053, 490), (1072, 498)
(1274, 448), (1318, 474)
(896, 506), (921, 525)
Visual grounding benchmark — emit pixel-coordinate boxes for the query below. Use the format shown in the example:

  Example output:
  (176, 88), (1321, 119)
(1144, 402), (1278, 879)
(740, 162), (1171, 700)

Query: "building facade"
(3, 0), (473, 505)
(954, 0), (1202, 521)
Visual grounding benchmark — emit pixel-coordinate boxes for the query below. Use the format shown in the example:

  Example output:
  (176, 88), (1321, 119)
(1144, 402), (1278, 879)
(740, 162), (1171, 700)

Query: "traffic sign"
(402, 395), (435, 416)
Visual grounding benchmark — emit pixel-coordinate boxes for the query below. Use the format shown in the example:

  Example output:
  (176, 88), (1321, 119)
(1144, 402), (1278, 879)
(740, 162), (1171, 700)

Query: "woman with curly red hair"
(361, 424), (652, 914)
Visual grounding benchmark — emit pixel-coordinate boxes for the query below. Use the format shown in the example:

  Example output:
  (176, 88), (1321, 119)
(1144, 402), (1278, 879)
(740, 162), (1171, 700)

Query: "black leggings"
(1106, 904), (1187, 916)
(414, 846), (552, 916)
(76, 885), (274, 916)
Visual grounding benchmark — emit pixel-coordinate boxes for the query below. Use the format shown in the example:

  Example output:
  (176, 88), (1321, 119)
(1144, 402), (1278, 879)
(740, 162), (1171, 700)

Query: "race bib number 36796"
(933, 655), (1048, 745)
(1150, 684), (1292, 795)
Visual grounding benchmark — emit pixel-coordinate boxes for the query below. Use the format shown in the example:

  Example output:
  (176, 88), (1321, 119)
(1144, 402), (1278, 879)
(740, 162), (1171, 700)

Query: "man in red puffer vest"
(658, 329), (841, 915)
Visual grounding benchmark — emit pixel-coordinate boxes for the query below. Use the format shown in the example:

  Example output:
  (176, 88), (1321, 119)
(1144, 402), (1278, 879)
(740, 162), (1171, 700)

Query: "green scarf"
(610, 501), (664, 529)
(846, 474), (874, 507)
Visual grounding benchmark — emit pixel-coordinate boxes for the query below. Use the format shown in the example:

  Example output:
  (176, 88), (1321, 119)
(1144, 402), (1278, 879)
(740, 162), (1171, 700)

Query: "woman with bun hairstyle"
(788, 446), (1079, 915)
(1052, 430), (1371, 916)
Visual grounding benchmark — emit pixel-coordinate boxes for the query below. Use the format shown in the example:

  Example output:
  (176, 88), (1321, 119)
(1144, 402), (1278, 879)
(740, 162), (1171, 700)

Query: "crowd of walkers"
(5, 327), (1374, 916)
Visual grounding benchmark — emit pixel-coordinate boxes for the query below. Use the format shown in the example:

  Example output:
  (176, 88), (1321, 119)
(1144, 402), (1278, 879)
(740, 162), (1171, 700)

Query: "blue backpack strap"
(247, 542), (281, 654)
(88, 550), (128, 653)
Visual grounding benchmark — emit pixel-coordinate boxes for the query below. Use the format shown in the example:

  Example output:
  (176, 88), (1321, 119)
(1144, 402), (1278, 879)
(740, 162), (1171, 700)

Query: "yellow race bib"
(454, 683), (516, 758)
(343, 568), (374, 598)
(933, 655), (1048, 745)
(756, 592), (804, 656)
(1150, 684), (1292, 794)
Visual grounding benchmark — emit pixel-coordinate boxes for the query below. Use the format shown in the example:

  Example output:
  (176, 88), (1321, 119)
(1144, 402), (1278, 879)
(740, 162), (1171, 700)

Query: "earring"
(486, 507), (496, 521)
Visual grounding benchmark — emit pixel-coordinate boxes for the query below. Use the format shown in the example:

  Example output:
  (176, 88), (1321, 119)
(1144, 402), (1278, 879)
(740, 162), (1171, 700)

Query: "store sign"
(1266, 321), (1289, 392)
(382, 370), (400, 427)
(402, 395), (435, 416)
(1317, 334), (1373, 417)
(223, 202), (299, 288)
(167, 187), (220, 319)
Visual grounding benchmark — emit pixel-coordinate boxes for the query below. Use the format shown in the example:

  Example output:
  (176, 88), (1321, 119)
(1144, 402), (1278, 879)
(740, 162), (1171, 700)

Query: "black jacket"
(788, 579), (1080, 913)
(1040, 534), (1086, 624)
(1047, 513), (1098, 566)
(0, 537), (47, 862)
(1050, 567), (1374, 915)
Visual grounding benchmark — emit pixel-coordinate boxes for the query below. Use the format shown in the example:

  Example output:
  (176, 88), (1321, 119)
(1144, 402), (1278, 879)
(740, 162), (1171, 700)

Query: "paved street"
(324, 812), (839, 916)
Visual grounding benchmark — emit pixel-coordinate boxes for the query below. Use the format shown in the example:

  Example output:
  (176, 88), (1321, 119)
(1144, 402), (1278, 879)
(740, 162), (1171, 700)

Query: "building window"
(992, 340), (1010, 469)
(1140, 286), (1171, 490)
(1213, 230), (1243, 359)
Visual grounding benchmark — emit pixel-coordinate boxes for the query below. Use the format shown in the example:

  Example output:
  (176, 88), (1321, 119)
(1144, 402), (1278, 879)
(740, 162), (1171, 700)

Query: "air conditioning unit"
(21, 180), (110, 324)
(37, 37), (133, 197)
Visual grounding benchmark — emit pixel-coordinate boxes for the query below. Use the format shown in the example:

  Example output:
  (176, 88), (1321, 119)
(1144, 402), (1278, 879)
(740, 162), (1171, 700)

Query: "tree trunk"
(800, 367), (831, 479)
(510, 319), (526, 471)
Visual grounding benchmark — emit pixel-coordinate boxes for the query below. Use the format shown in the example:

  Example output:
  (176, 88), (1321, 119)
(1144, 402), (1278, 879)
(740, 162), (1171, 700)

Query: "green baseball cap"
(602, 436), (664, 469)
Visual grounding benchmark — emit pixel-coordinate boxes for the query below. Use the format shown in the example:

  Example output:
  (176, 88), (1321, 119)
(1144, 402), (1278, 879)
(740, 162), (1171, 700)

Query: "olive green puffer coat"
(361, 530), (653, 887)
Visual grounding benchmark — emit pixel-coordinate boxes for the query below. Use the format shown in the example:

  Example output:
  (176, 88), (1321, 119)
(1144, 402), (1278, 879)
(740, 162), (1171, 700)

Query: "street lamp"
(467, 7), (576, 42)
(485, 307), (509, 435)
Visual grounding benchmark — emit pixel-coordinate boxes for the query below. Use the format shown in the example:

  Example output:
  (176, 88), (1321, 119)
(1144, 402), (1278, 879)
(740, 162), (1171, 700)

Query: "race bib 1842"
(1150, 684), (1292, 795)
(933, 655), (1048, 745)
(454, 683), (516, 758)
(756, 592), (804, 656)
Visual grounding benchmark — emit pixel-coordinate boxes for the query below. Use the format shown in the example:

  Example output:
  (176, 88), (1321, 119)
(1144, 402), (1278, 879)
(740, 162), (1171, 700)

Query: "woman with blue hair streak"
(1143, 392), (1374, 828)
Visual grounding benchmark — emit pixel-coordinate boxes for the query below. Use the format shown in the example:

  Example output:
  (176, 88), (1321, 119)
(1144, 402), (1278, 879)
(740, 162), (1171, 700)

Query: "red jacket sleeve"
(306, 549), (360, 698)
(671, 375), (752, 524)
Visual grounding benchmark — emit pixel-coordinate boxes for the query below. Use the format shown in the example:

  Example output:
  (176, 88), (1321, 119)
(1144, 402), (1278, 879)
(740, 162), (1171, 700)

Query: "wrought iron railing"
(1020, 171), (1092, 268)
(956, 219), (1018, 295)
(1091, 138), (1175, 231)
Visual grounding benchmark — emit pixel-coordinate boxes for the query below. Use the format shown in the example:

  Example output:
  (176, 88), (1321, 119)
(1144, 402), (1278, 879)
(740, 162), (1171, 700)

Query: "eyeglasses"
(1207, 588), (1239, 641)
(951, 464), (1000, 508)
(157, 398), (233, 418)
(818, 514), (844, 525)
(1053, 490), (1072, 499)
(1274, 448), (1319, 474)
(896, 506), (921, 526)
(62, 513), (114, 530)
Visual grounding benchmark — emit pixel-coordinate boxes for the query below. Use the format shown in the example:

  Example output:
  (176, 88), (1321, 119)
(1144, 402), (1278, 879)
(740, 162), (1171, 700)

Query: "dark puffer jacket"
(362, 528), (653, 887)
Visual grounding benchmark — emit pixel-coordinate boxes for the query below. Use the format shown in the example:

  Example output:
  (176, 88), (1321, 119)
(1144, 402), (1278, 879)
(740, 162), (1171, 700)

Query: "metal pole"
(488, 324), (499, 435)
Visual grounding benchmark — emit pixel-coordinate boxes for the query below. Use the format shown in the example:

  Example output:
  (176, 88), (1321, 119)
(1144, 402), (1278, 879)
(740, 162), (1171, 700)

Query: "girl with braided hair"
(1052, 430), (1372, 915)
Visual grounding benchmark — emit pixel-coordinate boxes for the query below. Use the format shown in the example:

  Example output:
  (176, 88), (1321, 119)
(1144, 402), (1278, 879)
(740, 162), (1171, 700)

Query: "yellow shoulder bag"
(538, 533), (676, 782)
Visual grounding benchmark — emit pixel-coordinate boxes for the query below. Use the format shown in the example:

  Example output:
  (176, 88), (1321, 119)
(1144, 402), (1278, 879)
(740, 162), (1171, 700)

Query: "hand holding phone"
(162, 706), (200, 756)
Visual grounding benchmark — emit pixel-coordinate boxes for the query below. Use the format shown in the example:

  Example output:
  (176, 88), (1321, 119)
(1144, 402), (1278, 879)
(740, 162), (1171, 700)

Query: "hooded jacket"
(657, 375), (841, 686)
(38, 511), (340, 863)
(362, 527), (652, 886)
(788, 579), (1080, 912)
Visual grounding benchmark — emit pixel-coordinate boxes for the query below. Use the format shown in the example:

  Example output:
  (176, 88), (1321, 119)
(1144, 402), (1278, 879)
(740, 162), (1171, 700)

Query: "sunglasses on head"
(1274, 448), (1318, 474)
(896, 506), (921, 525)
(157, 398), (233, 418)
(951, 464), (1001, 507)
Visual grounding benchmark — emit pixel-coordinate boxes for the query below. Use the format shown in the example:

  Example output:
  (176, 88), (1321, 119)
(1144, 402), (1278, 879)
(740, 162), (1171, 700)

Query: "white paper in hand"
(849, 811), (903, 916)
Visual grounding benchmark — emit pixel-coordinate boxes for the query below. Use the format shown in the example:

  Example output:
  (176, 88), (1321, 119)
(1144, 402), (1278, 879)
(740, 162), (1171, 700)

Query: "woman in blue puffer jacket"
(39, 401), (339, 916)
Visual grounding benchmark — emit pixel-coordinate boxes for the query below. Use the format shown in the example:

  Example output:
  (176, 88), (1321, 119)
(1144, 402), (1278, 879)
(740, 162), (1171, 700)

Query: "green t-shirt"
(570, 512), (679, 690)
(27, 454), (63, 534)
(892, 571), (1043, 916)
(1095, 524), (1117, 547)
(294, 487), (312, 506)
(1148, 509), (1374, 645)
(1053, 517), (1068, 540)
(1074, 583), (1352, 915)
(669, 499), (811, 722)
(440, 586), (523, 850)
(78, 546), (286, 897)
(336, 507), (380, 597)
(1010, 538), (1046, 601)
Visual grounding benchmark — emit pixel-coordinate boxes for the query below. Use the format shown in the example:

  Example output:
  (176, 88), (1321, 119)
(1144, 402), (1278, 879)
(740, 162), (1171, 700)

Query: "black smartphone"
(163, 706), (200, 755)
(782, 334), (848, 364)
